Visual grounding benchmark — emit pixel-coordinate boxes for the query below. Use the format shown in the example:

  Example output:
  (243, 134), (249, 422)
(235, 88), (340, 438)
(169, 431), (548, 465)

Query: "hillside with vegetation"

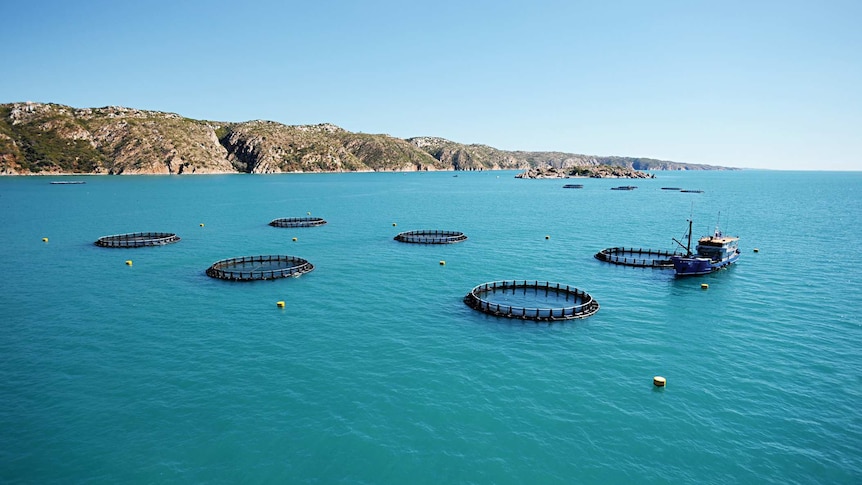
(0, 102), (734, 175)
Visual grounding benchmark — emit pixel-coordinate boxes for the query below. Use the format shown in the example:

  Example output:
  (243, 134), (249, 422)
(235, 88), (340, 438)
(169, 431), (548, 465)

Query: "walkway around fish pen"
(394, 230), (467, 244)
(205, 255), (314, 281)
(94, 232), (180, 248)
(269, 217), (327, 228)
(594, 247), (679, 268)
(463, 280), (599, 321)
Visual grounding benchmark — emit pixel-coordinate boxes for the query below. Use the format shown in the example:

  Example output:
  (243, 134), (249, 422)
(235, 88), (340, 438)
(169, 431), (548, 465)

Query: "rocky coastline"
(514, 165), (655, 179)
(1, 101), (729, 175)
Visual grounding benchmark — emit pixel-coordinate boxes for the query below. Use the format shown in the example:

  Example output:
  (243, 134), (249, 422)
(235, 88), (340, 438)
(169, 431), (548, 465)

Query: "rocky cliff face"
(0, 103), (233, 174)
(406, 137), (527, 171)
(219, 121), (444, 173)
(0, 102), (732, 175)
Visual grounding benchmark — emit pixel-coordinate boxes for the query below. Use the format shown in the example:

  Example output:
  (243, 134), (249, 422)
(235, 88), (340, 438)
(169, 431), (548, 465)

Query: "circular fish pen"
(463, 280), (599, 321)
(594, 247), (679, 268)
(205, 255), (314, 281)
(269, 217), (327, 228)
(394, 230), (467, 244)
(95, 232), (180, 248)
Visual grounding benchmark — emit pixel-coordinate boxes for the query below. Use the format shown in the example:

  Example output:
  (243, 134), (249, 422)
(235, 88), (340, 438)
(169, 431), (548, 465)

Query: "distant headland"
(515, 165), (655, 179)
(0, 102), (736, 175)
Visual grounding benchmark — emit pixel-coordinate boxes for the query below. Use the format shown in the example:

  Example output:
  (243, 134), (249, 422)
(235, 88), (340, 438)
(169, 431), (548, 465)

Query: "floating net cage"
(464, 280), (599, 321)
(94, 232), (180, 248)
(594, 247), (680, 268)
(394, 230), (467, 244)
(205, 255), (314, 281)
(269, 217), (327, 228)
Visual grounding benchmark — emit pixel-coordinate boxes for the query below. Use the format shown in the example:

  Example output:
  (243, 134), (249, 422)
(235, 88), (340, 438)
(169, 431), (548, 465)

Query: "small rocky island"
(515, 164), (655, 179)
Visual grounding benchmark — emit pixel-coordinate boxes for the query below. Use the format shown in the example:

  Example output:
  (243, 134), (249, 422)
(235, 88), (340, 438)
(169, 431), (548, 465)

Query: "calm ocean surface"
(1, 170), (860, 484)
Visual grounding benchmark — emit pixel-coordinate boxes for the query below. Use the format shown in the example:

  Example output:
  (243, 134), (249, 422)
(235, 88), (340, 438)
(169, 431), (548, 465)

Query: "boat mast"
(686, 218), (692, 255)
(672, 218), (694, 256)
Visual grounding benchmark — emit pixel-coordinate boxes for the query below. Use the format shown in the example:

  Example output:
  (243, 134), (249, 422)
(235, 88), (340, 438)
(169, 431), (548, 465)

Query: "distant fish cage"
(94, 232), (180, 248)
(205, 255), (314, 281)
(563, 184), (584, 189)
(463, 280), (599, 321)
(594, 247), (679, 268)
(394, 230), (467, 244)
(269, 217), (327, 228)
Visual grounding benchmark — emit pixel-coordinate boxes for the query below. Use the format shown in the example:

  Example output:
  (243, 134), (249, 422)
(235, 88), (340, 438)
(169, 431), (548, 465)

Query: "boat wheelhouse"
(671, 219), (740, 276)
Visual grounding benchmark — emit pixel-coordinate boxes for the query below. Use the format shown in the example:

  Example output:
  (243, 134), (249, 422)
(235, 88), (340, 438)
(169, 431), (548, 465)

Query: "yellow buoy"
(439, 260), (446, 266)
(42, 237), (48, 242)
(753, 248), (759, 253)
(653, 376), (666, 387)
(545, 235), (550, 240)
(701, 283), (709, 289)
(276, 301), (285, 308)
(392, 223), (397, 227)
(200, 223), (205, 227)
(292, 237), (297, 242)
(125, 260), (133, 266)
(307, 211), (311, 215)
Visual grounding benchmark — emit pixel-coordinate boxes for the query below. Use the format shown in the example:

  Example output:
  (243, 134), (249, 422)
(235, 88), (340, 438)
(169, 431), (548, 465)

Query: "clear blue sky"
(2, 0), (860, 170)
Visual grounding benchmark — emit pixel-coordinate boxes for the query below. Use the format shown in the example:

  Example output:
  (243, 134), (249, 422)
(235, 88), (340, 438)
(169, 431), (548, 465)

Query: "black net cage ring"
(269, 217), (327, 228)
(94, 232), (180, 248)
(205, 255), (315, 281)
(463, 280), (600, 321)
(394, 230), (467, 244)
(594, 247), (680, 268)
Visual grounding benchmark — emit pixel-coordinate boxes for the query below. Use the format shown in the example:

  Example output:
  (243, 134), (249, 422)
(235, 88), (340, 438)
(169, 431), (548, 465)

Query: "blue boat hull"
(671, 251), (739, 276)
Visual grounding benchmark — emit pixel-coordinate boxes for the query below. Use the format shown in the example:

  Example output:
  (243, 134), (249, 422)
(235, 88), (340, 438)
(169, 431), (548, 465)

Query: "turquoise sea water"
(1, 170), (860, 484)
